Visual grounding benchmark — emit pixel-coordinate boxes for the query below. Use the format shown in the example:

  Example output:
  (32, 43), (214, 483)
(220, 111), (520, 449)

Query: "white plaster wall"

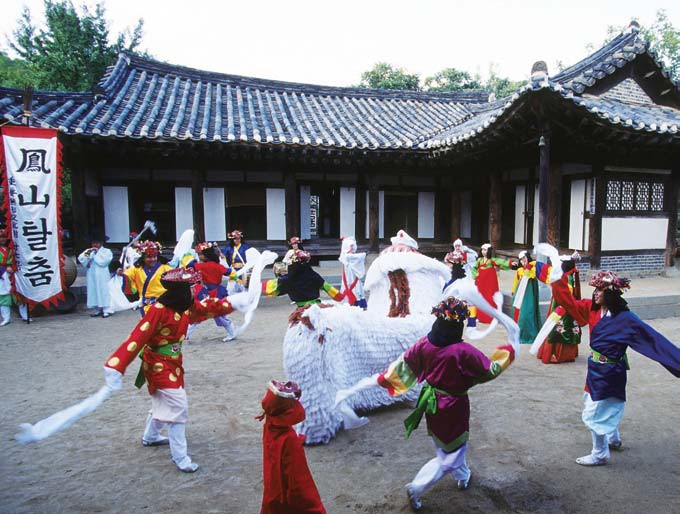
(601, 217), (668, 250)
(340, 187), (355, 237)
(417, 192), (435, 239)
(266, 188), (287, 240)
(102, 186), (130, 243)
(174, 187), (193, 240)
(300, 185), (311, 240)
(203, 187), (226, 241)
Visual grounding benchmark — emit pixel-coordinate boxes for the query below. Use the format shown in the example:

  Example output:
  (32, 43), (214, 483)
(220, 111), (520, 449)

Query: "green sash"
(403, 384), (467, 439)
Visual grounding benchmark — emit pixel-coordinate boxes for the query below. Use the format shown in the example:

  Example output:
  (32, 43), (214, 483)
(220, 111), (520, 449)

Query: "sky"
(1, 0), (679, 88)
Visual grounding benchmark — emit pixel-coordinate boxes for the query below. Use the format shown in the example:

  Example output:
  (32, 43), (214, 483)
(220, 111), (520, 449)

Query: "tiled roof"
(0, 53), (488, 150)
(1, 22), (679, 154)
(553, 23), (680, 95)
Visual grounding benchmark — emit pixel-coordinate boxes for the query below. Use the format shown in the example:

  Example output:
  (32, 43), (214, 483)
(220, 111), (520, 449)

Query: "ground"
(2, 294), (680, 514)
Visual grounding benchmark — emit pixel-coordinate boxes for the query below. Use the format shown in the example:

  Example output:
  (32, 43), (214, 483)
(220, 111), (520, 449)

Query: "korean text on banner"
(1, 126), (64, 306)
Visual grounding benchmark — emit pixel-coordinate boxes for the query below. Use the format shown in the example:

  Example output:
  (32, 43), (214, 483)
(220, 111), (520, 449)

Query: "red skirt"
(536, 341), (578, 364)
(475, 267), (499, 324)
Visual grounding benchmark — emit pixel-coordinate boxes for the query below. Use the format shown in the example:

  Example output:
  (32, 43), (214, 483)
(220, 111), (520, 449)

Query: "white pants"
(582, 393), (624, 460)
(409, 442), (470, 497)
(143, 413), (191, 464)
(0, 305), (10, 322)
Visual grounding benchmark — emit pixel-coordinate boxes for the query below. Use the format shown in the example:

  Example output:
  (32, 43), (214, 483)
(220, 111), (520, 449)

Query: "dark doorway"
(384, 191), (418, 237)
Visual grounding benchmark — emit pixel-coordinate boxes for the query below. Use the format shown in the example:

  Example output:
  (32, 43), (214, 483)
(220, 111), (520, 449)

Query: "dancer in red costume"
(471, 244), (515, 324)
(258, 380), (326, 514)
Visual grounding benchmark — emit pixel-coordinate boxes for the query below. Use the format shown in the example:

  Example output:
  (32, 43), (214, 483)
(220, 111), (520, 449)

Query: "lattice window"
(606, 180), (621, 210)
(621, 181), (635, 210)
(635, 182), (649, 211)
(605, 177), (666, 213)
(651, 183), (665, 211)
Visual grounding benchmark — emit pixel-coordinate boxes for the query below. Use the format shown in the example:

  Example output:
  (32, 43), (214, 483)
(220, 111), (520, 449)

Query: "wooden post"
(450, 189), (461, 242)
(588, 164), (605, 269)
(537, 126), (550, 243)
(191, 169), (205, 243)
(69, 155), (90, 250)
(665, 167), (679, 267)
(355, 180), (367, 243)
(284, 171), (299, 240)
(547, 161), (561, 247)
(368, 177), (379, 252)
(434, 178), (449, 244)
(488, 173), (502, 249)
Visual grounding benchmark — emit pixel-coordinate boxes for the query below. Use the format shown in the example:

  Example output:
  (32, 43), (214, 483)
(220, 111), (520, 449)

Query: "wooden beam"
(284, 170), (299, 240)
(547, 161), (561, 247)
(191, 169), (205, 243)
(665, 167), (680, 267)
(488, 173), (502, 249)
(450, 189), (461, 242)
(588, 164), (605, 269)
(368, 176), (379, 252)
(537, 124), (550, 243)
(67, 152), (90, 251)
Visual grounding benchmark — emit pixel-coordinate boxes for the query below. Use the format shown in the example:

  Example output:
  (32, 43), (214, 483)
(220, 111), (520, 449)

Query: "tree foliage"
(359, 62), (420, 91)
(3, 0), (144, 91)
(423, 68), (482, 92)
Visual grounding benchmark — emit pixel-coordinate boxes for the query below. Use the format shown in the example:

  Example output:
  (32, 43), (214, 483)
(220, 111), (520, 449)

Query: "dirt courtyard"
(2, 297), (680, 514)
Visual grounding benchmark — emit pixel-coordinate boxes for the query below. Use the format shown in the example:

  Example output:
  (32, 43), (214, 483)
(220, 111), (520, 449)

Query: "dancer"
(262, 250), (343, 307)
(550, 263), (680, 466)
(223, 230), (252, 292)
(443, 251), (478, 330)
(536, 253), (582, 364)
(338, 236), (367, 309)
(335, 296), (517, 511)
(471, 244), (514, 324)
(452, 238), (477, 276)
(105, 267), (239, 472)
(258, 380), (326, 514)
(512, 250), (551, 344)
(117, 241), (173, 315)
(78, 236), (113, 318)
(185, 241), (238, 341)
(283, 236), (304, 266)
(0, 227), (28, 325)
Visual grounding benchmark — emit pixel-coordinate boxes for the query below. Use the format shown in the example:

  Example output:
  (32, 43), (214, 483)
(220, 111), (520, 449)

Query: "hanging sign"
(1, 126), (64, 306)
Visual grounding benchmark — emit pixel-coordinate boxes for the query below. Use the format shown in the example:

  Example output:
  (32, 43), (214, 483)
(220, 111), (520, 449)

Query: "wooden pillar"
(368, 177), (379, 252)
(588, 164), (605, 269)
(547, 162), (561, 247)
(284, 171), (299, 240)
(488, 173), (502, 249)
(665, 167), (680, 267)
(191, 169), (205, 243)
(450, 189), (461, 242)
(355, 180), (367, 243)
(435, 182), (450, 243)
(537, 126), (550, 243)
(69, 158), (90, 250)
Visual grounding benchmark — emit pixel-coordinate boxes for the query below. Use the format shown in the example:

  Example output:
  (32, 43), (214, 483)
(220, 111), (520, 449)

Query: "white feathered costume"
(282, 230), (451, 444)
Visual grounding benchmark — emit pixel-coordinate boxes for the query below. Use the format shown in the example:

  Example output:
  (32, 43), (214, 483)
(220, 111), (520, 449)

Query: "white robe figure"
(78, 247), (113, 313)
(338, 236), (366, 308)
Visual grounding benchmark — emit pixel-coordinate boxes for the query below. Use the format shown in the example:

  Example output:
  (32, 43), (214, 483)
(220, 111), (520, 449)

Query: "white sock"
(143, 412), (166, 442)
(591, 431), (610, 461)
(18, 304), (28, 321)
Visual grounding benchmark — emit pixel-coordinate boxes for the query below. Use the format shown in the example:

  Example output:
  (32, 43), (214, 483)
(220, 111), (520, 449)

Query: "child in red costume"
(258, 380), (326, 514)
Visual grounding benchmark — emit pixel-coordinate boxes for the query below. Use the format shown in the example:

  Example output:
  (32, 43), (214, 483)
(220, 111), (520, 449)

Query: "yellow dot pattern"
(127, 341), (138, 352)
(107, 357), (120, 367)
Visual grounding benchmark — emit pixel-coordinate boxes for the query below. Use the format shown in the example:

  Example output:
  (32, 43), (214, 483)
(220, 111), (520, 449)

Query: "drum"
(273, 262), (288, 277)
(62, 255), (78, 287)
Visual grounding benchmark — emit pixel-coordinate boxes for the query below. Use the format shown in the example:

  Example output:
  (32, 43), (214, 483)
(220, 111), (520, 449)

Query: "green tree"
(6, 0), (144, 91)
(0, 50), (36, 88)
(423, 68), (483, 92)
(359, 62), (420, 90)
(605, 9), (679, 80)
(483, 64), (524, 98)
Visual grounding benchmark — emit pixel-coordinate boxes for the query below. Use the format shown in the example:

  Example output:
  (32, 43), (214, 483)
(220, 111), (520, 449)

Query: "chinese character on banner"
(0, 126), (64, 307)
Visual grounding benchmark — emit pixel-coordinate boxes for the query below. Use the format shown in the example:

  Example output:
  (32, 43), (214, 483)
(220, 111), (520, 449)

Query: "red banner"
(0, 126), (65, 307)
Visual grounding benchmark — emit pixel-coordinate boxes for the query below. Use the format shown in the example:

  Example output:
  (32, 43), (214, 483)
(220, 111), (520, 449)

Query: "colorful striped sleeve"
(475, 344), (516, 384)
(262, 279), (281, 296)
(322, 281), (343, 301)
(377, 354), (418, 397)
(535, 261), (552, 284)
